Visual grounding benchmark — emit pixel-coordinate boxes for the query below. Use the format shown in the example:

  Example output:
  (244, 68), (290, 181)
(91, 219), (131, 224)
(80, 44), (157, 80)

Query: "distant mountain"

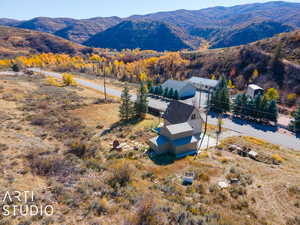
(0, 26), (92, 58)
(210, 21), (293, 48)
(129, 1), (300, 30)
(84, 21), (191, 51)
(0, 18), (20, 26)
(1, 1), (300, 50)
(54, 17), (122, 43)
(16, 17), (77, 33)
(3, 16), (122, 43)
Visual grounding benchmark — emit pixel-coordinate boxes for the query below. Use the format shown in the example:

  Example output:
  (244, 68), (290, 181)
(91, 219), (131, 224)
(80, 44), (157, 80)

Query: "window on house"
(191, 114), (196, 120)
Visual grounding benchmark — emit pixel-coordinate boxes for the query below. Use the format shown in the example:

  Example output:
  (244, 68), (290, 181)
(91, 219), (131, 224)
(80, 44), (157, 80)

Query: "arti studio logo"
(1, 191), (54, 217)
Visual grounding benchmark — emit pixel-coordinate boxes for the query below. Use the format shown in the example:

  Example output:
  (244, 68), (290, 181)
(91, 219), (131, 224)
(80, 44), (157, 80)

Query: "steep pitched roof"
(163, 101), (195, 124)
(162, 79), (189, 92)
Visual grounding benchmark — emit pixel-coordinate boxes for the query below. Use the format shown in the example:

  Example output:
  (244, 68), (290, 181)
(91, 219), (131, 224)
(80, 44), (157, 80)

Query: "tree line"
(148, 85), (179, 100)
(119, 82), (148, 122)
(210, 76), (278, 124)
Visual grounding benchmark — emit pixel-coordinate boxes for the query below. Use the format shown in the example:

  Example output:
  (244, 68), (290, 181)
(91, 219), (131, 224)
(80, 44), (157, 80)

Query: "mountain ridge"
(1, 1), (300, 50)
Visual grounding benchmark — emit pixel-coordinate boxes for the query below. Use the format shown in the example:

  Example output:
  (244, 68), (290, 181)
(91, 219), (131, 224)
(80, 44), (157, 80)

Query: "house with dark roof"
(148, 101), (203, 157)
(162, 79), (196, 99)
(163, 101), (203, 134)
(188, 77), (219, 92)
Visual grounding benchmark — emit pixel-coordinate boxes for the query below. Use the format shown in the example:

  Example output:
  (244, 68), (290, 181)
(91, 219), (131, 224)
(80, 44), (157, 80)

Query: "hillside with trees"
(0, 26), (92, 58)
(84, 21), (191, 51)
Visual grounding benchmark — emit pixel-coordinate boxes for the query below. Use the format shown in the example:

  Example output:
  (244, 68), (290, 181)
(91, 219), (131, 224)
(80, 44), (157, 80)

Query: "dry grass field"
(0, 72), (299, 225)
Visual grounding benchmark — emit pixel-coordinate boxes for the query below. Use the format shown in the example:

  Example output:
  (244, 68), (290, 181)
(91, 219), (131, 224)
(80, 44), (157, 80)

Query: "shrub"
(286, 93), (297, 106)
(286, 216), (300, 225)
(196, 172), (210, 182)
(47, 76), (63, 87)
(124, 197), (163, 225)
(30, 154), (69, 177)
(229, 185), (247, 198)
(272, 154), (284, 164)
(0, 143), (9, 151)
(62, 73), (77, 86)
(89, 198), (109, 216)
(288, 185), (300, 196)
(199, 152), (209, 158)
(11, 63), (21, 72)
(108, 162), (132, 188)
(220, 157), (229, 164)
(69, 140), (88, 158)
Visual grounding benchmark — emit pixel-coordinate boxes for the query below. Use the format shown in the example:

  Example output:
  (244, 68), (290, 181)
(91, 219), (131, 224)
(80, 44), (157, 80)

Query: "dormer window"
(191, 114), (196, 120)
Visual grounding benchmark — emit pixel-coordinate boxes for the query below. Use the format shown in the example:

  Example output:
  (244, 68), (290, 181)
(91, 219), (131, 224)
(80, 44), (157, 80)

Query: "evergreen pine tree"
(134, 82), (148, 119)
(154, 86), (159, 95)
(119, 85), (134, 121)
(174, 90), (179, 100)
(289, 107), (300, 133)
(147, 80), (153, 92)
(240, 93), (249, 118)
(158, 86), (163, 95)
(210, 76), (230, 113)
(245, 98), (255, 119)
(253, 94), (263, 120)
(261, 96), (270, 122)
(163, 88), (169, 98)
(267, 100), (278, 123)
(168, 88), (174, 99)
(149, 86), (154, 94)
(233, 94), (242, 116)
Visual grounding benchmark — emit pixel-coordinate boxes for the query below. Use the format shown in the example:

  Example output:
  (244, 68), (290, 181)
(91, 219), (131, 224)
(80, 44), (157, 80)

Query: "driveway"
(28, 68), (300, 151)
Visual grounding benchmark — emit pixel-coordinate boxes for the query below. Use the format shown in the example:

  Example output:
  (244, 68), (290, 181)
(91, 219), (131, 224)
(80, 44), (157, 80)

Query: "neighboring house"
(148, 101), (204, 157)
(188, 76), (219, 92)
(163, 101), (203, 134)
(162, 79), (196, 99)
(246, 84), (264, 98)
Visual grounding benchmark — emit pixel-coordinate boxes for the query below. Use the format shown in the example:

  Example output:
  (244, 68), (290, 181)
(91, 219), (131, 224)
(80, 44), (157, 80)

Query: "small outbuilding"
(246, 84), (264, 98)
(162, 79), (196, 99)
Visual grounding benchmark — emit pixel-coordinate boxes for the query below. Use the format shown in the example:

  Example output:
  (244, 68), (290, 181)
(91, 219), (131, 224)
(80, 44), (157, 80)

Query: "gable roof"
(188, 77), (219, 88)
(161, 79), (189, 92)
(163, 101), (195, 124)
(165, 122), (193, 135)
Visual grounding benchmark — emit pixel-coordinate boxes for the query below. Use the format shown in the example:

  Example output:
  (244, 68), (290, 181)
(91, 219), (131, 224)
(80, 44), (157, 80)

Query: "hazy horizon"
(1, 0), (300, 20)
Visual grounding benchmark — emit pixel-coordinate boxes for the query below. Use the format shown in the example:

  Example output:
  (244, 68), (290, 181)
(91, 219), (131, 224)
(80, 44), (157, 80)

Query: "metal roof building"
(188, 77), (219, 91)
(161, 80), (196, 99)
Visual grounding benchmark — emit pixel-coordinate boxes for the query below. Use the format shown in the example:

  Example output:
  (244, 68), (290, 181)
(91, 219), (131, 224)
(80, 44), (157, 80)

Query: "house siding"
(187, 109), (203, 134)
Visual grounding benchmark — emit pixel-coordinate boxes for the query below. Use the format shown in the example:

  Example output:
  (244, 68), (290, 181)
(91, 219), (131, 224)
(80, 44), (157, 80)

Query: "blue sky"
(1, 0), (300, 20)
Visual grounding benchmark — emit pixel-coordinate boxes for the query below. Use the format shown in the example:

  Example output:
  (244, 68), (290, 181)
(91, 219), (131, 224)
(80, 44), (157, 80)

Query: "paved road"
(29, 68), (300, 151)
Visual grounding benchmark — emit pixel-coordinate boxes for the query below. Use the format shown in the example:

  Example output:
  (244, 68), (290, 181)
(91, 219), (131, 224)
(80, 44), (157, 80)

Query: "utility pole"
(101, 62), (107, 102)
(198, 89), (202, 109)
(216, 113), (223, 147)
(195, 90), (211, 158)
